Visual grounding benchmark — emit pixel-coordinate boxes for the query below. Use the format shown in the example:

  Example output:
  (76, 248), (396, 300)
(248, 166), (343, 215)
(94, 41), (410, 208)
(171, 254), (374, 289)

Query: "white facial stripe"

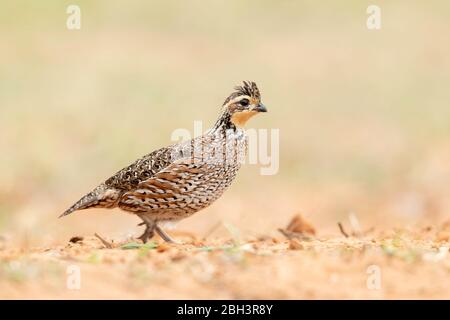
(228, 95), (251, 105)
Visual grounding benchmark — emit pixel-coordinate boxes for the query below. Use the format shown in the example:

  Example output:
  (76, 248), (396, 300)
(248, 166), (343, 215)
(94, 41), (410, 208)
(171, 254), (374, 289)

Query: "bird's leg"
(138, 219), (155, 243)
(155, 224), (177, 244)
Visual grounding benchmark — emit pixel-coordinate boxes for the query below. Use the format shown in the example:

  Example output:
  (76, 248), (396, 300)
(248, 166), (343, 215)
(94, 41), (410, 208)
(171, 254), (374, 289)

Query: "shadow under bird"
(61, 81), (267, 243)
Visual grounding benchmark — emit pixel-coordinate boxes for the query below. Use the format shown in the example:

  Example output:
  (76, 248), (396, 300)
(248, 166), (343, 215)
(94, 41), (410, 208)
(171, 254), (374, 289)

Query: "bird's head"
(222, 81), (267, 128)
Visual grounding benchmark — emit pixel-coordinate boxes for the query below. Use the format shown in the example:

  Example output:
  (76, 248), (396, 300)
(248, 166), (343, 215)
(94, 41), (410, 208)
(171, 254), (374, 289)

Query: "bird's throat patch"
(231, 110), (258, 127)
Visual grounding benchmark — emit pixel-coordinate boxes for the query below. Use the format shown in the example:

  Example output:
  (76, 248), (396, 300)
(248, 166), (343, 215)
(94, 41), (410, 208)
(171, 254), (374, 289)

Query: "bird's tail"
(59, 184), (120, 218)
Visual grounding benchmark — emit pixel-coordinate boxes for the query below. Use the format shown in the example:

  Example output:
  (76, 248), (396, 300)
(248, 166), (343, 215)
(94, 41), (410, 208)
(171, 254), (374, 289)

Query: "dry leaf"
(286, 214), (316, 235)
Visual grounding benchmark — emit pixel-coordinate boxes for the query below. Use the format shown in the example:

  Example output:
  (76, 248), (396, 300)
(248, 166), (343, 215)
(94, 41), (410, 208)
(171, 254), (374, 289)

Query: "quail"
(61, 81), (267, 243)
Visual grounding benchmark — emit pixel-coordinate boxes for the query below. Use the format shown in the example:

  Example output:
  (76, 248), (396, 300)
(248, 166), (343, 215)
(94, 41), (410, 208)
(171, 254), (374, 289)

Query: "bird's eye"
(240, 99), (249, 106)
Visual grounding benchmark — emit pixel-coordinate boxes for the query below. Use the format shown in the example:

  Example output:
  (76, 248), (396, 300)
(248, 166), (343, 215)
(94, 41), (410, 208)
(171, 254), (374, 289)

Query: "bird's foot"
(155, 225), (181, 244)
(138, 224), (155, 243)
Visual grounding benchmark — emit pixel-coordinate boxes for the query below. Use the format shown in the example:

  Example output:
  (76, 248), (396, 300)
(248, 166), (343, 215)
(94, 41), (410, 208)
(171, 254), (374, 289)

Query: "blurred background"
(1, 0), (449, 246)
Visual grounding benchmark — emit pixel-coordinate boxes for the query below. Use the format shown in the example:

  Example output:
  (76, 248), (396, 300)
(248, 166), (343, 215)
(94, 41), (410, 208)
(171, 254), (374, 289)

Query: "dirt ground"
(1, 216), (449, 299)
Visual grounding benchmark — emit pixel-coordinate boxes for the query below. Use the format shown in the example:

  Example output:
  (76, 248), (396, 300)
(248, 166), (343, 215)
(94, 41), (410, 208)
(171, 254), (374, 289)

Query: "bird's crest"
(223, 81), (261, 106)
(234, 81), (261, 100)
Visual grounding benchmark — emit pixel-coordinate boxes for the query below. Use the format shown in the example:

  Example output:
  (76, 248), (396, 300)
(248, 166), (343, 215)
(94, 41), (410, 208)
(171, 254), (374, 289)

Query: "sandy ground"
(1, 216), (449, 299)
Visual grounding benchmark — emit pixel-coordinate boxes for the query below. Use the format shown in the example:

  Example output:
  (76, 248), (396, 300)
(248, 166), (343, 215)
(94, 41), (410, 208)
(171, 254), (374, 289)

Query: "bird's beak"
(254, 103), (267, 113)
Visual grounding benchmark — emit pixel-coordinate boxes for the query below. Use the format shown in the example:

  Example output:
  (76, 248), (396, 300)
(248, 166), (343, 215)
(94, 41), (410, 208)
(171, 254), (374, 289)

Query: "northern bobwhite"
(61, 81), (267, 243)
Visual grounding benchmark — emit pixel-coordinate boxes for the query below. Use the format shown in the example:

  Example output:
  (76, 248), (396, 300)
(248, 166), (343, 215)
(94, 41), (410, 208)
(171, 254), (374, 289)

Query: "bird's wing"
(118, 158), (216, 212)
(105, 134), (213, 192)
(104, 146), (177, 191)
(61, 146), (183, 217)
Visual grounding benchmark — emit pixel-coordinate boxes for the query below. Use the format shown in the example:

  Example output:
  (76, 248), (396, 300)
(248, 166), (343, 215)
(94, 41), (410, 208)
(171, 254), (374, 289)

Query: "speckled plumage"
(61, 81), (267, 242)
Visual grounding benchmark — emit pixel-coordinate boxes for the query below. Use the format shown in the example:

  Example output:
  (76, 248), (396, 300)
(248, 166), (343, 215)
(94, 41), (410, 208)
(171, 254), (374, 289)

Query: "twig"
(203, 221), (222, 239)
(278, 228), (312, 241)
(94, 233), (113, 249)
(338, 222), (349, 238)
